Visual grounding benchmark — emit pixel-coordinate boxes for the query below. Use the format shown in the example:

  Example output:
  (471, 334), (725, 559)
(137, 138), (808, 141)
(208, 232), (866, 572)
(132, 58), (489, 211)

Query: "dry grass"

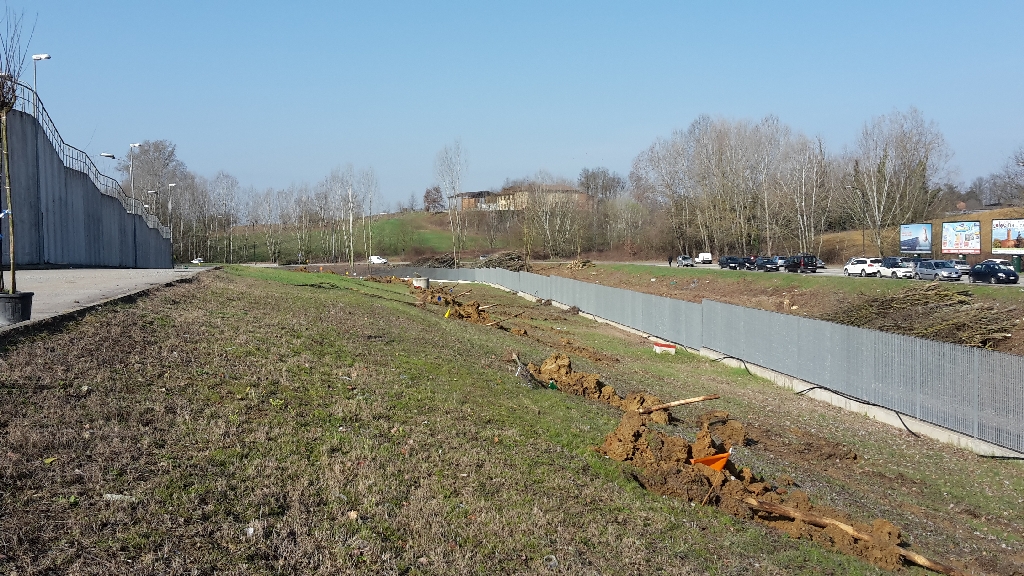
(1, 268), (1021, 575)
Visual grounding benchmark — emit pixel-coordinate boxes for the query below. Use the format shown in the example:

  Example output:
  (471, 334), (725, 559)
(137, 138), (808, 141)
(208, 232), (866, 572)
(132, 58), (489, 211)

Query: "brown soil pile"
(447, 300), (491, 324)
(597, 409), (924, 572)
(413, 286), (462, 307)
(525, 353), (667, 421)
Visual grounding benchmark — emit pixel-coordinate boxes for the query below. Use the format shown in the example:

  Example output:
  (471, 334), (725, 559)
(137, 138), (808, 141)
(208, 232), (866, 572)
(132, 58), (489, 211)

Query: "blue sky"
(11, 1), (1024, 207)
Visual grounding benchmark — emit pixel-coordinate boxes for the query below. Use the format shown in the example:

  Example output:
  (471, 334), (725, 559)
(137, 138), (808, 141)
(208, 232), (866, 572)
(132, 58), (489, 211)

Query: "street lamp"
(128, 143), (141, 212)
(31, 54), (50, 118)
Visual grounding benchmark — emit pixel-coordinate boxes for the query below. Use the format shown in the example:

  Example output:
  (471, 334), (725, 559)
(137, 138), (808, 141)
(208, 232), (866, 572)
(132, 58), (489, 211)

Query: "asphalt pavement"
(1, 267), (207, 334)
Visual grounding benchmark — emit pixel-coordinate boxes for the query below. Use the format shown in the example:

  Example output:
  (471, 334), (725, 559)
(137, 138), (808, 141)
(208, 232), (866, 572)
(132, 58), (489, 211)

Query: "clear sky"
(10, 1), (1024, 207)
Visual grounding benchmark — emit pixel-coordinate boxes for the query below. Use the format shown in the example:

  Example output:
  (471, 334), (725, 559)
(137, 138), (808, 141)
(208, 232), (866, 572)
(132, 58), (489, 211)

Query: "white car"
(878, 262), (913, 279)
(697, 252), (713, 264)
(190, 257), (204, 264)
(843, 257), (883, 277)
(368, 255), (388, 264)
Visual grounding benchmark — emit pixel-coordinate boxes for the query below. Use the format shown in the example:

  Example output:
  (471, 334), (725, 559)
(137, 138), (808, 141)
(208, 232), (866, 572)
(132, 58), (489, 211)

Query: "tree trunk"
(2, 110), (15, 294)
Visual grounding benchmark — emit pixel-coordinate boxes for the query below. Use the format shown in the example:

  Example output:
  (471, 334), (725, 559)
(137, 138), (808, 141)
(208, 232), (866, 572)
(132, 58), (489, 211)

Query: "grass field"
(1, 267), (1020, 574)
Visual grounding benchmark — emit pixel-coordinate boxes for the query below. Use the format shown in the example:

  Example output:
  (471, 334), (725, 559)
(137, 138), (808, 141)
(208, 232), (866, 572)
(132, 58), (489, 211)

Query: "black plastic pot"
(0, 291), (33, 325)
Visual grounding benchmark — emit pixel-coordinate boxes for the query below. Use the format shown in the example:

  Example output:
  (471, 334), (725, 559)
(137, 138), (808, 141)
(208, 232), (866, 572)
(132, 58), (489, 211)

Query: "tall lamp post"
(31, 54), (50, 118)
(128, 143), (141, 213)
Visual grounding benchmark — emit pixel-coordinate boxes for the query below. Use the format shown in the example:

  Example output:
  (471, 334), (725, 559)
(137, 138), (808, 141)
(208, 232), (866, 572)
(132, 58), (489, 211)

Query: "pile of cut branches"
(829, 283), (1018, 348)
(474, 251), (529, 272)
(565, 258), (593, 270)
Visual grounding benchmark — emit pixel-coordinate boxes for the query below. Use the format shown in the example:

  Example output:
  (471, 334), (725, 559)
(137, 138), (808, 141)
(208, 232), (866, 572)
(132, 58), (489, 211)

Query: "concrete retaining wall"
(0, 110), (170, 268)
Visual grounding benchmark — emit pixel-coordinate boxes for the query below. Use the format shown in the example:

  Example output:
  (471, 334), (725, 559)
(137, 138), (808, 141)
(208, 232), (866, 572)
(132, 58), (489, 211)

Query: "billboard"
(941, 221), (981, 254)
(992, 219), (1024, 254)
(900, 223), (932, 254)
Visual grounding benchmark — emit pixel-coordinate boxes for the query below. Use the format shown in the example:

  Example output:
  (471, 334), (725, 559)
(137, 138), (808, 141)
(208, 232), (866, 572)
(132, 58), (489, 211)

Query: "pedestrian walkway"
(1, 267), (207, 335)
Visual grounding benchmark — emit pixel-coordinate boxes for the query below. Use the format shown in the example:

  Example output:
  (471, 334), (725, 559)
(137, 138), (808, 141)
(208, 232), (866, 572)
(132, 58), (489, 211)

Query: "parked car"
(368, 255), (389, 264)
(969, 262), (1019, 284)
(718, 256), (745, 270)
(783, 254), (818, 273)
(697, 252), (713, 264)
(879, 257), (914, 279)
(914, 259), (961, 281)
(981, 258), (1011, 267)
(843, 257), (883, 277)
(676, 255), (694, 267)
(754, 256), (779, 272)
(740, 255), (757, 270)
(948, 259), (970, 273)
(816, 258), (826, 269)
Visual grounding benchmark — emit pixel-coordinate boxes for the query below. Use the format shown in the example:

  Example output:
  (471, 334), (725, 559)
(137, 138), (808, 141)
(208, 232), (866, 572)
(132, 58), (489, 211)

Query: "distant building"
(453, 184), (594, 211)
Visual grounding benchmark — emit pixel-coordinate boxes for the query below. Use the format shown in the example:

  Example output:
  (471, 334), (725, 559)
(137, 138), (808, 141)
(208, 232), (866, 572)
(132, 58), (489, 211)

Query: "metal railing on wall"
(7, 80), (171, 239)
(388, 266), (1024, 454)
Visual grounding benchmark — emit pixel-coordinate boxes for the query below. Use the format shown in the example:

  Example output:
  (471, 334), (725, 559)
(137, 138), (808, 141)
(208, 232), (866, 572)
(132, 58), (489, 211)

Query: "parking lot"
(664, 261), (1022, 286)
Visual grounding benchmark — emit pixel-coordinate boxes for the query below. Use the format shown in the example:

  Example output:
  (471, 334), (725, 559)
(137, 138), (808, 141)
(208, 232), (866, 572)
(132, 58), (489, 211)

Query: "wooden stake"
(639, 394), (720, 414)
(742, 497), (966, 576)
(479, 303), (500, 310)
(452, 289), (473, 298)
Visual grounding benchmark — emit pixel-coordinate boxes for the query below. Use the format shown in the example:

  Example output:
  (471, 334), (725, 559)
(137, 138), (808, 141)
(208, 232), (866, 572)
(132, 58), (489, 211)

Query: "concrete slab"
(1, 267), (207, 334)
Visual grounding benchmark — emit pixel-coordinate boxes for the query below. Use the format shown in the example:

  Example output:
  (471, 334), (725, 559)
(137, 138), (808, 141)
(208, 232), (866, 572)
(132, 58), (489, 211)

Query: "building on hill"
(453, 184), (594, 211)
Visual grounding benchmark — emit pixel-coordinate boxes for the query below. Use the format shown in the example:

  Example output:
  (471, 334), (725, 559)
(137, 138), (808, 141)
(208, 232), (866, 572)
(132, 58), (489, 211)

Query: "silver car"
(914, 260), (961, 281)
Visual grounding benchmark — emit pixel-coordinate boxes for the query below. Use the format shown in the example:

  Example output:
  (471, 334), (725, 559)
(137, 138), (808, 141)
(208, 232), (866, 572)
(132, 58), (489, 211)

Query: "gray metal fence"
(388, 266), (1024, 453)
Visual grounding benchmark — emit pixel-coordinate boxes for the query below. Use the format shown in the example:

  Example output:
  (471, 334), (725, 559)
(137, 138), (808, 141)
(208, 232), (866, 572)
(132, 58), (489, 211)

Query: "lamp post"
(31, 54), (50, 119)
(128, 143), (141, 213)
(166, 182), (176, 252)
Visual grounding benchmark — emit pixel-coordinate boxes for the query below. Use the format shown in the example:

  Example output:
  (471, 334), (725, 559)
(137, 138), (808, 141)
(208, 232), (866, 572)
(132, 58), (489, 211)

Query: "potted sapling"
(0, 11), (33, 325)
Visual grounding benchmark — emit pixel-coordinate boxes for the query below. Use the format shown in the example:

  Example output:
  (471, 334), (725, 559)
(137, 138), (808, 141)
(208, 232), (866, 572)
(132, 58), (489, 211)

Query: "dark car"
(741, 255), (757, 270)
(718, 256), (745, 270)
(968, 263), (1019, 284)
(783, 254), (818, 273)
(754, 257), (779, 272)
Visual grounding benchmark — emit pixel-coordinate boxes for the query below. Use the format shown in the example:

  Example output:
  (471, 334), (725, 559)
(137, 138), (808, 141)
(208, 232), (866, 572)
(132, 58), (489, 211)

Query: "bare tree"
(849, 107), (950, 255)
(435, 140), (466, 267)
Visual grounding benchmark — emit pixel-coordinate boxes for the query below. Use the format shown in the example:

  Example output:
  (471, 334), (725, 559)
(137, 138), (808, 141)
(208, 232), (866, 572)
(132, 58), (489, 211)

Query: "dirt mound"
(597, 410), (944, 573)
(447, 300), (491, 324)
(828, 283), (1017, 349)
(526, 353), (627, 410)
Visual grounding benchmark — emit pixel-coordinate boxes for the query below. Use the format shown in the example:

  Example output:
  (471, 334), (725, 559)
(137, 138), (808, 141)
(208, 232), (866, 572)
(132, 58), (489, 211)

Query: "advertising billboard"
(992, 219), (1024, 254)
(900, 223), (932, 254)
(940, 221), (981, 254)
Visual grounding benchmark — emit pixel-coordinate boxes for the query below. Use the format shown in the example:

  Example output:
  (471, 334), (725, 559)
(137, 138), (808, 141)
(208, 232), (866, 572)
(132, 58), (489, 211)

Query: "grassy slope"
(1, 268), (1019, 574)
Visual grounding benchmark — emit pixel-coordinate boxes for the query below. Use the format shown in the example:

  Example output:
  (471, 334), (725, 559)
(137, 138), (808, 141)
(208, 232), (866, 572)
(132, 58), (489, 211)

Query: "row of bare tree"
(452, 108), (1022, 261)
(117, 140), (386, 264)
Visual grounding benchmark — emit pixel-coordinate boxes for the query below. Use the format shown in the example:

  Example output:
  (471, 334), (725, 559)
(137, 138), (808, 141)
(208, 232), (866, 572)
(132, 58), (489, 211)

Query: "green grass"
(1, 267), (1019, 574)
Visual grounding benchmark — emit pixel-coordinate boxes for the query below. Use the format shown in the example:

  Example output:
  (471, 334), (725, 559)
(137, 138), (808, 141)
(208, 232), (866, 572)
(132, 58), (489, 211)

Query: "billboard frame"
(992, 219), (1024, 255)
(940, 220), (981, 255)
(899, 223), (933, 255)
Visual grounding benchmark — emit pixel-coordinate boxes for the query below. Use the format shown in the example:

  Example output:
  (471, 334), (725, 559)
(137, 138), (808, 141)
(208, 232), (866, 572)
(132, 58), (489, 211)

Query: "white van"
(697, 252), (713, 264)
